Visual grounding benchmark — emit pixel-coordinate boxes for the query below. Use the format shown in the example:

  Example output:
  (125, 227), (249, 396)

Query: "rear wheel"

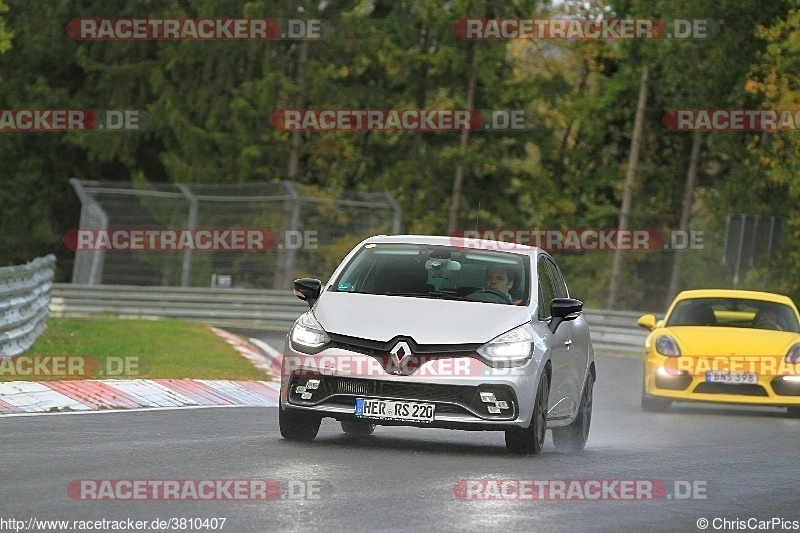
(505, 371), (549, 455)
(279, 406), (321, 441)
(552, 373), (594, 452)
(341, 420), (376, 435)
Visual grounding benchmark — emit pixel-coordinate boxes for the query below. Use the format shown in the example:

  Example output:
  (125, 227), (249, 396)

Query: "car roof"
(361, 234), (539, 256)
(674, 289), (796, 306)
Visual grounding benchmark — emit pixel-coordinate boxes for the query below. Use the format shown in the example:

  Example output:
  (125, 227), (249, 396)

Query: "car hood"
(666, 326), (800, 356)
(313, 291), (531, 345)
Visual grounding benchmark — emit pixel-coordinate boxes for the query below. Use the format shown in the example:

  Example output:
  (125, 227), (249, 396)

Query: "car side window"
(545, 259), (569, 299)
(538, 257), (557, 320)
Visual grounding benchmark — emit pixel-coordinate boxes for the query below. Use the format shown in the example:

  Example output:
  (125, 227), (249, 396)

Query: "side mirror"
(294, 278), (322, 308)
(638, 314), (657, 331)
(549, 298), (583, 333)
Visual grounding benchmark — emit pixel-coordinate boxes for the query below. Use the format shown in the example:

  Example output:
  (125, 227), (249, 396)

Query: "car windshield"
(332, 243), (529, 305)
(665, 297), (800, 332)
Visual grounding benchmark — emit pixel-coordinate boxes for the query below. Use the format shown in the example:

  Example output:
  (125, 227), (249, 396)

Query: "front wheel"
(279, 406), (321, 441)
(552, 373), (594, 452)
(505, 371), (549, 455)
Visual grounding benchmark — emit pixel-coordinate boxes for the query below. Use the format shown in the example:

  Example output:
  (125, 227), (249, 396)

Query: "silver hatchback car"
(279, 235), (595, 454)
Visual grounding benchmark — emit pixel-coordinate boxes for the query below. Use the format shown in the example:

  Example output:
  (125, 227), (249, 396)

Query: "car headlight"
(477, 324), (534, 364)
(290, 312), (330, 350)
(785, 343), (800, 365)
(655, 335), (681, 357)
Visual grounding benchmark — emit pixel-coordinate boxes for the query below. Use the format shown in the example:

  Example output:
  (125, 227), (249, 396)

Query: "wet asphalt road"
(2, 334), (799, 533)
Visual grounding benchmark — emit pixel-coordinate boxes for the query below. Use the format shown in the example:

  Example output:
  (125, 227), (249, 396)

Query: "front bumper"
(280, 337), (544, 430)
(644, 355), (800, 407)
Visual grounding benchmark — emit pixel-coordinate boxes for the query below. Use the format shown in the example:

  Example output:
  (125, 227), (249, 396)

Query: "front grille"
(363, 381), (474, 404)
(327, 333), (481, 356)
(693, 383), (769, 396)
(334, 378), (376, 396)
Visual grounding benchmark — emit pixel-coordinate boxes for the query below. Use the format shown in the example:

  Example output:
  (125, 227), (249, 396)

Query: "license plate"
(354, 398), (435, 422)
(705, 371), (758, 384)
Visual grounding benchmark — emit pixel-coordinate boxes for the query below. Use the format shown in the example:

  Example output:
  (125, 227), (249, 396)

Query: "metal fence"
(70, 179), (401, 289)
(49, 283), (649, 356)
(1, 255), (55, 357)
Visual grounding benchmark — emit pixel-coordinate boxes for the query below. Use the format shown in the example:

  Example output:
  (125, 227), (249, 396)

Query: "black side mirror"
(549, 297), (583, 333)
(294, 278), (322, 308)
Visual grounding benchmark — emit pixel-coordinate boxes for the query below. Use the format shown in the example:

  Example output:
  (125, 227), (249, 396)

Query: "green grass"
(0, 317), (270, 382)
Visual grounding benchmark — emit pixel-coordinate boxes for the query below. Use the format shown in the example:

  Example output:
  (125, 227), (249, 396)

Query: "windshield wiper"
(338, 290), (469, 301)
(383, 292), (435, 298)
(427, 291), (471, 301)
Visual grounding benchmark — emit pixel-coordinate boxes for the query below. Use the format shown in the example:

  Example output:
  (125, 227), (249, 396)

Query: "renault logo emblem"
(389, 341), (412, 372)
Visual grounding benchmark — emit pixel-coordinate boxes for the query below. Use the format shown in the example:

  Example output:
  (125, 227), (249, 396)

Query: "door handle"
(564, 339), (572, 350)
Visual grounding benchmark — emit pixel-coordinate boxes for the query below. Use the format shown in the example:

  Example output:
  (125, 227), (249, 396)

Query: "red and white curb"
(210, 326), (277, 375)
(0, 327), (281, 415)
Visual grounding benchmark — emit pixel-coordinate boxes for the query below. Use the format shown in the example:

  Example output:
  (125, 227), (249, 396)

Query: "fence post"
(272, 181), (302, 290)
(70, 178), (108, 284)
(383, 190), (402, 234)
(178, 185), (198, 288)
(282, 181), (302, 289)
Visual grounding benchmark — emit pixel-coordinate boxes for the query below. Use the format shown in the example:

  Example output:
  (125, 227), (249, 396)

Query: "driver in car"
(484, 264), (522, 305)
(753, 308), (784, 331)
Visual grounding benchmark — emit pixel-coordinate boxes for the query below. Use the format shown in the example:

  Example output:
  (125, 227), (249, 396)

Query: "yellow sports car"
(639, 289), (800, 416)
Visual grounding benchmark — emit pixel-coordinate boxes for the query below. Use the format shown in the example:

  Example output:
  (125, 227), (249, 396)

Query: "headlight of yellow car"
(785, 343), (800, 365)
(655, 335), (680, 357)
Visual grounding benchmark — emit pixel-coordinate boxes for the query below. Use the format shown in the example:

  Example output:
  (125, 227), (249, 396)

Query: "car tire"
(279, 405), (321, 441)
(787, 407), (800, 418)
(505, 371), (549, 455)
(340, 420), (376, 435)
(640, 387), (672, 412)
(552, 373), (593, 452)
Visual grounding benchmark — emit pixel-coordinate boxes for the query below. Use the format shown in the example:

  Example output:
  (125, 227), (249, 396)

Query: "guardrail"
(1, 255), (56, 357)
(582, 309), (648, 356)
(49, 283), (650, 356)
(49, 284), (309, 326)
